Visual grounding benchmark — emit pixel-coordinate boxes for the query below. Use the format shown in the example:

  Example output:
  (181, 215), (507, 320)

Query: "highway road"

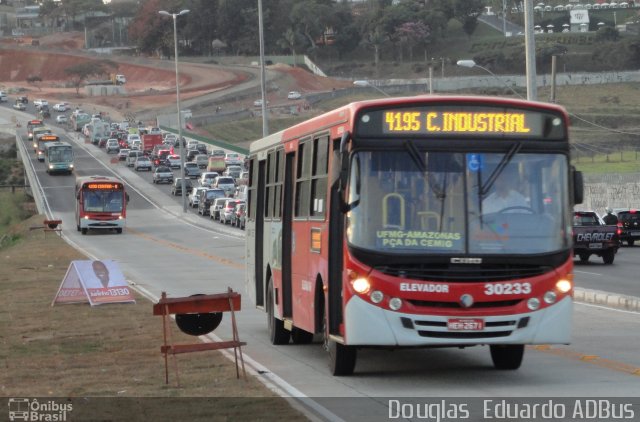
(6, 108), (640, 421)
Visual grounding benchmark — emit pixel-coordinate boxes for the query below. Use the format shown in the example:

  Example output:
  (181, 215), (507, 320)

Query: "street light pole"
(159, 9), (190, 213)
(456, 59), (524, 99)
(258, 0), (269, 137)
(353, 80), (391, 97)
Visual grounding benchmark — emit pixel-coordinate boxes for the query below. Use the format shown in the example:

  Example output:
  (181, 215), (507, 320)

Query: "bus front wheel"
(323, 313), (356, 375)
(291, 327), (314, 344)
(81, 228), (87, 235)
(116, 228), (123, 234)
(267, 278), (290, 345)
(490, 344), (524, 370)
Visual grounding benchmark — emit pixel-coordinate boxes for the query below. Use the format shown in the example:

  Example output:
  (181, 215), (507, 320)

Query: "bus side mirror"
(572, 168), (583, 205)
(126, 193), (130, 203)
(76, 192), (80, 200)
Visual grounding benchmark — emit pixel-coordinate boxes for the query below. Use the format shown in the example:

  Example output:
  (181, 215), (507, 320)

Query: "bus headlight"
(556, 279), (572, 293)
(543, 291), (557, 304)
(84, 216), (89, 219)
(69, 164), (74, 168)
(389, 297), (402, 311)
(352, 278), (370, 294)
(370, 290), (384, 304)
(49, 165), (54, 169)
(527, 298), (540, 311)
(118, 215), (124, 219)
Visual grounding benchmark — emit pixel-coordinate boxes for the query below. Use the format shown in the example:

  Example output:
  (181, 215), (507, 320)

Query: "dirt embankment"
(0, 31), (350, 122)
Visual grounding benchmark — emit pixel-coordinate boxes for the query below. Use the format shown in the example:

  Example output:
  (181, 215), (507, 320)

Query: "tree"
(394, 21), (429, 62)
(64, 60), (118, 96)
(26, 75), (43, 91)
(128, 0), (184, 56)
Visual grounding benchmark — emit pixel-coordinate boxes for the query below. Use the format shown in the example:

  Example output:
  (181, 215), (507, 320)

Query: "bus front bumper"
(343, 295), (572, 347)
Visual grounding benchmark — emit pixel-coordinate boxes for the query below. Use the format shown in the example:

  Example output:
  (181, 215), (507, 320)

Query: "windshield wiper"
(480, 142), (522, 196)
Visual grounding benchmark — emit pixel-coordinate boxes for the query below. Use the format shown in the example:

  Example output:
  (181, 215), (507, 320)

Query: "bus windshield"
(48, 147), (73, 163)
(346, 149), (570, 255)
(82, 189), (124, 213)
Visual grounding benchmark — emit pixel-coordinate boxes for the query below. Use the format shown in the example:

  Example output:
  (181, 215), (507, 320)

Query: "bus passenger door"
(281, 152), (295, 318)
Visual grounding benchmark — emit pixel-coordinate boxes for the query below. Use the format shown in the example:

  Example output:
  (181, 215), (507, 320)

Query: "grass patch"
(0, 214), (306, 420)
(0, 192), (35, 235)
(572, 151), (640, 174)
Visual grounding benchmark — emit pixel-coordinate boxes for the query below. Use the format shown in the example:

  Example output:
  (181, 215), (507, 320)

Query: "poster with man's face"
(53, 260), (135, 306)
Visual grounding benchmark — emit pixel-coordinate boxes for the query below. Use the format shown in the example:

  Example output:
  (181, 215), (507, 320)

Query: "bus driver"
(482, 168), (528, 214)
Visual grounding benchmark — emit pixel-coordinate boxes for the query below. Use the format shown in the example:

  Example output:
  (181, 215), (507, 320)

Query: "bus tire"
(81, 228), (88, 235)
(329, 340), (357, 376)
(291, 327), (314, 344)
(76, 223), (80, 232)
(628, 240), (635, 246)
(116, 228), (123, 234)
(267, 278), (290, 345)
(490, 345), (524, 370)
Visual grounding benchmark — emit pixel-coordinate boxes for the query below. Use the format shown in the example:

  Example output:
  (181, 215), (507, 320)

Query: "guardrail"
(14, 133), (49, 217)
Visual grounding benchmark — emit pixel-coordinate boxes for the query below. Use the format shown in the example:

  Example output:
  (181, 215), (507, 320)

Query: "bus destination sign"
(356, 105), (565, 140)
(87, 183), (122, 190)
(384, 111), (531, 134)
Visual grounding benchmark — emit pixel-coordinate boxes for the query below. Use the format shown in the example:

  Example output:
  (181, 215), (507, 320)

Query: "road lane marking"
(533, 345), (640, 377)
(574, 270), (603, 276)
(575, 301), (640, 315)
(127, 227), (244, 269)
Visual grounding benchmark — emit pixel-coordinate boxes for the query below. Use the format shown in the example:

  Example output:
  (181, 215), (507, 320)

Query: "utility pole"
(524, 0), (538, 101)
(550, 55), (557, 103)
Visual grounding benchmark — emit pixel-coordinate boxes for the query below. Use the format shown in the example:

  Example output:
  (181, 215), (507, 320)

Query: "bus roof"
(45, 141), (72, 148)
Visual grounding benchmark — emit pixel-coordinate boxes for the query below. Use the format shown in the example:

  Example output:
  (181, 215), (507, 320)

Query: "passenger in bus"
(482, 168), (528, 214)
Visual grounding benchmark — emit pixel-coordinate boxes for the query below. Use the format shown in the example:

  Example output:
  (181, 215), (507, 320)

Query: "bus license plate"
(589, 243), (603, 249)
(447, 318), (484, 331)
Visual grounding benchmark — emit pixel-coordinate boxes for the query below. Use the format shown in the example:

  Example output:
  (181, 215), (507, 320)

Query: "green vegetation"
(572, 151), (640, 174)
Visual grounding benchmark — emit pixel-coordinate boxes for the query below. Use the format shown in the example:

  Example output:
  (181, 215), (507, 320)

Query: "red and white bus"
(27, 119), (44, 141)
(245, 95), (584, 375)
(75, 176), (129, 235)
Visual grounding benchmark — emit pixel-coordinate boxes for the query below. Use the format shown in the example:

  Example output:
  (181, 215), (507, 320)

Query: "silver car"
(213, 176), (236, 196)
(134, 156), (152, 171)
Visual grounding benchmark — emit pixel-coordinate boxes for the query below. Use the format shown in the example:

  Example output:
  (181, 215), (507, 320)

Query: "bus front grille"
(375, 264), (549, 282)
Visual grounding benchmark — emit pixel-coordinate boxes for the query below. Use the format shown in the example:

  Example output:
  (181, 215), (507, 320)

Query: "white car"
(33, 99), (48, 108)
(53, 103), (69, 112)
(55, 115), (68, 124)
(189, 187), (207, 208)
(134, 156), (152, 171)
(287, 91), (302, 100)
(106, 139), (119, 153)
(253, 99), (269, 107)
(224, 153), (244, 167)
(166, 154), (181, 168)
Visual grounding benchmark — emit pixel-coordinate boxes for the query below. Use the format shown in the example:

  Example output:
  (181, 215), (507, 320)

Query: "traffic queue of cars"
(89, 127), (248, 230)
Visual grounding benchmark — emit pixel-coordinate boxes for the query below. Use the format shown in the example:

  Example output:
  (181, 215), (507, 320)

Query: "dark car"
(210, 149), (226, 158)
(196, 143), (208, 155)
(171, 178), (193, 196)
(617, 210), (640, 246)
(98, 137), (109, 148)
(186, 150), (200, 162)
(17, 96), (28, 104)
(231, 203), (246, 229)
(153, 166), (174, 184)
(197, 188), (225, 216)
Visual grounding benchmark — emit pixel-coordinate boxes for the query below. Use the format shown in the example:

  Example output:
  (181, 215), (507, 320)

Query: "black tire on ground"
(329, 339), (357, 376)
(291, 327), (314, 344)
(116, 228), (123, 234)
(81, 228), (87, 235)
(602, 249), (615, 264)
(628, 240), (635, 246)
(579, 253), (589, 262)
(490, 345), (525, 370)
(267, 278), (290, 345)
